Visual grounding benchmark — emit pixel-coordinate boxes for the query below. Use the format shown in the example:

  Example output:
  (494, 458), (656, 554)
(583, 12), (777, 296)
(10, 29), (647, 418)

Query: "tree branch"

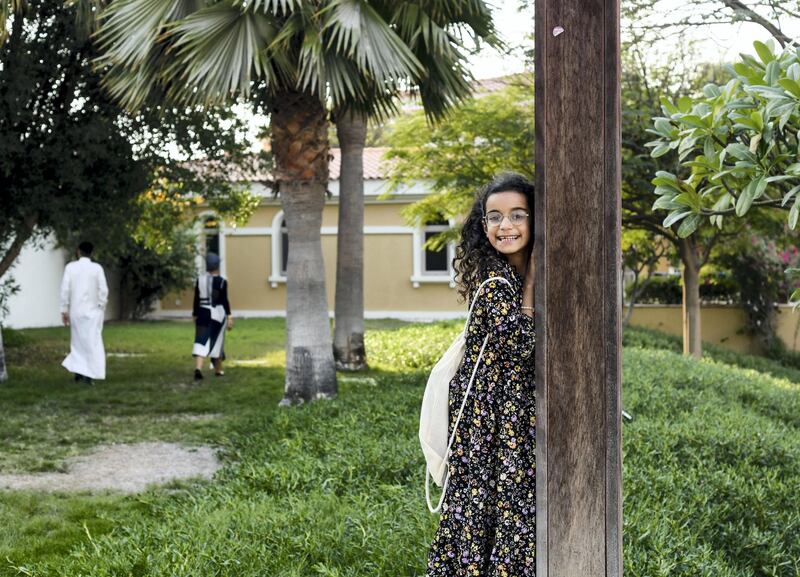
(0, 213), (38, 279)
(719, 0), (792, 46)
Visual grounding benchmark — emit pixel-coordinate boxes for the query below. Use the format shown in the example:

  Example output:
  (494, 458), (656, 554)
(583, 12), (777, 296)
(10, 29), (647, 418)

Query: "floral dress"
(427, 260), (536, 577)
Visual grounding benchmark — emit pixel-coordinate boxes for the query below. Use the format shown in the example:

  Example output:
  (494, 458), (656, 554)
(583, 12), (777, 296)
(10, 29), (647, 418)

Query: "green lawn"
(0, 320), (798, 576)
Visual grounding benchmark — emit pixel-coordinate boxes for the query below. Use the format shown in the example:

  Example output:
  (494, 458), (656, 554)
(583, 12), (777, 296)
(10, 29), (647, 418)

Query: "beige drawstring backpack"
(419, 276), (512, 513)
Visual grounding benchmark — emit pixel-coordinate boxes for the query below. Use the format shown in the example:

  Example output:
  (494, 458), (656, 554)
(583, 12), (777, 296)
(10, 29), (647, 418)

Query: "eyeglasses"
(484, 209), (530, 228)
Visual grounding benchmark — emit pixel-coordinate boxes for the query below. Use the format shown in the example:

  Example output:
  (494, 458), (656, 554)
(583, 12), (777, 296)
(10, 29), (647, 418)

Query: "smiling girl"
(427, 173), (536, 577)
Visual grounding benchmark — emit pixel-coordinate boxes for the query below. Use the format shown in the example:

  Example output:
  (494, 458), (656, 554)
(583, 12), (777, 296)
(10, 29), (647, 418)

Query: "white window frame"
(411, 220), (456, 288)
(269, 210), (288, 287)
(196, 211), (226, 278)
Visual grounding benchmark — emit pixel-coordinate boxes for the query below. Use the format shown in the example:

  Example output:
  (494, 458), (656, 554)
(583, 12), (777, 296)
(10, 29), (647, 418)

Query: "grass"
(0, 320), (798, 576)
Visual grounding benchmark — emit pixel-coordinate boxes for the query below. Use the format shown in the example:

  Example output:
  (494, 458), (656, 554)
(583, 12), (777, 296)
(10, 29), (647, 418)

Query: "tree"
(95, 0), (499, 404)
(0, 0), (254, 380)
(623, 0), (797, 48)
(115, 186), (259, 320)
(621, 228), (671, 327)
(0, 326), (6, 382)
(716, 225), (800, 353)
(647, 41), (800, 308)
(333, 110), (369, 370)
(618, 37), (750, 358)
(0, 1), (145, 280)
(386, 80), (535, 237)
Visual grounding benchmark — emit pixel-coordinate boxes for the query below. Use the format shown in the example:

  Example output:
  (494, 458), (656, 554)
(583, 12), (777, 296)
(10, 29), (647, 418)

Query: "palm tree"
(333, 109), (368, 371)
(94, 0), (498, 403)
(332, 6), (500, 371)
(0, 327), (7, 382)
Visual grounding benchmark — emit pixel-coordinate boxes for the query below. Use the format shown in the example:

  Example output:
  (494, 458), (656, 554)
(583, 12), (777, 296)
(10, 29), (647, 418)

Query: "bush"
(365, 320), (461, 371)
(630, 273), (739, 305)
(631, 274), (683, 304)
(115, 231), (197, 320)
(0, 328), (30, 348)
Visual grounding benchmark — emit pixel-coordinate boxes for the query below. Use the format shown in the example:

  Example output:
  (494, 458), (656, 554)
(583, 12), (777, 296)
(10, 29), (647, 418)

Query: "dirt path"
(0, 442), (220, 493)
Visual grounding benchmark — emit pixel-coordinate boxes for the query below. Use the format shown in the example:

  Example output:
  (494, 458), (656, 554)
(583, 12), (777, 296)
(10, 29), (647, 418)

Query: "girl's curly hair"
(453, 172), (535, 302)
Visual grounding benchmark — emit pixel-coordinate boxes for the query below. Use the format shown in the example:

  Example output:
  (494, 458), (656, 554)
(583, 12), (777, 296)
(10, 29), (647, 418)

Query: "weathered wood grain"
(534, 0), (622, 575)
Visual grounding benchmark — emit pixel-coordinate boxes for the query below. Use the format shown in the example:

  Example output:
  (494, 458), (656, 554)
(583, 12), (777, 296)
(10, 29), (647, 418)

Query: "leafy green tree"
(0, 0), (255, 380)
(647, 41), (800, 307)
(716, 228), (800, 354)
(94, 0), (499, 404)
(622, 228), (672, 327)
(114, 185), (259, 320)
(386, 80), (535, 240)
(619, 42), (744, 358)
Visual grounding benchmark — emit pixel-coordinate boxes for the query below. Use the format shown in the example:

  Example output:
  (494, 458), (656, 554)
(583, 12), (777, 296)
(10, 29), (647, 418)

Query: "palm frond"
(95, 0), (202, 68)
(236, 0), (298, 15)
(387, 0), (499, 121)
(66, 0), (107, 40)
(416, 54), (473, 120)
(297, 24), (327, 97)
(99, 46), (167, 111)
(332, 72), (400, 122)
(263, 3), (314, 88)
(164, 1), (276, 105)
(0, 0), (26, 45)
(392, 3), (453, 55)
(323, 0), (423, 83)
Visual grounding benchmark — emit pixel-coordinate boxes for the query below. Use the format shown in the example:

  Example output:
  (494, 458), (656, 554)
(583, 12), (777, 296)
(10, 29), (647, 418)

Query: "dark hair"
(453, 172), (535, 301)
(78, 241), (94, 257)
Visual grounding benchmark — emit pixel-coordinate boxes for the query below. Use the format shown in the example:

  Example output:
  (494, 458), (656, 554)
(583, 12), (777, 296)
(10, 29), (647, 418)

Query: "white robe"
(60, 257), (108, 380)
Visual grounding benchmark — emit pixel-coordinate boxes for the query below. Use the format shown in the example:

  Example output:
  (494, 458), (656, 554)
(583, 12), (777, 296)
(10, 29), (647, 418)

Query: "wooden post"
(534, 0), (623, 575)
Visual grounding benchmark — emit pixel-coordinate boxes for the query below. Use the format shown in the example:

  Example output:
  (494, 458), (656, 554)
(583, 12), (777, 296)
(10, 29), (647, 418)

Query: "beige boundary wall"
(628, 304), (800, 354)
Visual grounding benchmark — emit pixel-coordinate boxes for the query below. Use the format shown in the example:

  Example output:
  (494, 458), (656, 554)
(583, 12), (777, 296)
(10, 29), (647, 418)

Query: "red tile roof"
(191, 146), (395, 182)
(329, 147), (393, 180)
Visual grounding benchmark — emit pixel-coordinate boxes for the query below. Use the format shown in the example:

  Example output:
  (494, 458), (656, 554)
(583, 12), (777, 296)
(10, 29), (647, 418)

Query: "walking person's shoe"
(215, 370), (225, 377)
(194, 369), (203, 381)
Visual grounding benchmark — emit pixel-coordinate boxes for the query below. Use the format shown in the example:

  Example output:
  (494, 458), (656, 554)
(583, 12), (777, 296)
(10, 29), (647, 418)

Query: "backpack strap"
(427, 275), (513, 513)
(462, 276), (512, 332)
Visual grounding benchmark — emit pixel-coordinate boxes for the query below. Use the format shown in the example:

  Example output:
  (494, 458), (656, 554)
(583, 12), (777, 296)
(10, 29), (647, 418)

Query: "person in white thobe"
(60, 242), (108, 382)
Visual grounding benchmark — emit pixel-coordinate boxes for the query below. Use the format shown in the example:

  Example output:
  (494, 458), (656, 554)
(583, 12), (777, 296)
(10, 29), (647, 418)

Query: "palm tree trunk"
(271, 90), (337, 404)
(0, 326), (7, 382)
(333, 110), (368, 371)
(679, 237), (702, 358)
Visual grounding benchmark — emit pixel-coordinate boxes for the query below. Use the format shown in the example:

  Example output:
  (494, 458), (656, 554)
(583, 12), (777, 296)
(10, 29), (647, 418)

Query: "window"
(269, 210), (288, 287)
(280, 218), (288, 275)
(411, 220), (455, 288)
(196, 213), (225, 277)
(203, 215), (220, 256)
(423, 222), (450, 274)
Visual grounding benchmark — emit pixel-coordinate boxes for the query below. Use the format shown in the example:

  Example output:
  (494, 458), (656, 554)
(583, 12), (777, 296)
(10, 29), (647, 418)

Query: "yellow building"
(154, 146), (800, 356)
(156, 147), (466, 320)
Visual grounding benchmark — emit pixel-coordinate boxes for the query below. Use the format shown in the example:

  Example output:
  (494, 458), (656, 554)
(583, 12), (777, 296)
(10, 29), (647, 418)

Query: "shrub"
(630, 274), (683, 304)
(630, 272), (739, 305)
(365, 320), (461, 371)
